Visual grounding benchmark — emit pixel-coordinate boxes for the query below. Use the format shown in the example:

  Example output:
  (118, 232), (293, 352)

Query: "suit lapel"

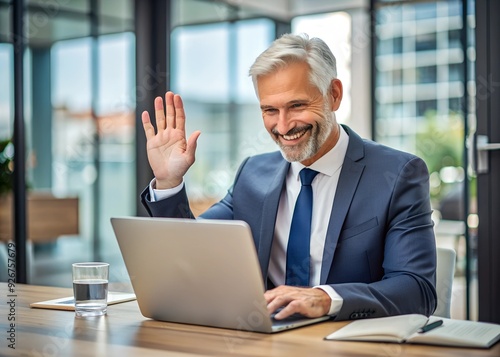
(251, 126), (366, 285)
(258, 159), (290, 285)
(320, 126), (366, 284)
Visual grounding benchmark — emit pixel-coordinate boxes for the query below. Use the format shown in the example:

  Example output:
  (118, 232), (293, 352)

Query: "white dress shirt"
(268, 125), (349, 315)
(149, 126), (349, 316)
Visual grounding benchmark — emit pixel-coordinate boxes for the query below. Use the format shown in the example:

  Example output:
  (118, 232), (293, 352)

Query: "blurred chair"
(434, 247), (457, 318)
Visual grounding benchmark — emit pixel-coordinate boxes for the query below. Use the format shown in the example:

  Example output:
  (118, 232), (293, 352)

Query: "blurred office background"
(1, 0), (499, 323)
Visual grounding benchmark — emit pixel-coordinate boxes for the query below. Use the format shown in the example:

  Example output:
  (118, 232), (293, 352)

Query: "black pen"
(418, 319), (444, 333)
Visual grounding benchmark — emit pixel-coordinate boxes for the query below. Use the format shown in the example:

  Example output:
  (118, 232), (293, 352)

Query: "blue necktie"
(286, 168), (319, 286)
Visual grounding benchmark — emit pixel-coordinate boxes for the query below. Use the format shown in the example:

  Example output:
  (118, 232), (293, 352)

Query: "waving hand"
(141, 92), (201, 189)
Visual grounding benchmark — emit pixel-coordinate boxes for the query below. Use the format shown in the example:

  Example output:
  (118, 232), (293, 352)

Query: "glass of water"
(72, 262), (109, 317)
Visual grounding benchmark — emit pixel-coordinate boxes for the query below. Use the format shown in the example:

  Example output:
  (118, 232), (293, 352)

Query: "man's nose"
(275, 110), (293, 135)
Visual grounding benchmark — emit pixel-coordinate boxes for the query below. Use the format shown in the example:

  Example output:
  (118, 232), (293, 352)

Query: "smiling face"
(257, 61), (343, 166)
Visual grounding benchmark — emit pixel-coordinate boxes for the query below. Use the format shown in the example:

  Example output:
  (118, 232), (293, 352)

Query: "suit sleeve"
(140, 157), (250, 219)
(332, 157), (437, 320)
(140, 185), (195, 218)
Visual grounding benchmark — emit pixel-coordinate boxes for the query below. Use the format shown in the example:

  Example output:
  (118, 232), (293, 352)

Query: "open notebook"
(325, 314), (500, 348)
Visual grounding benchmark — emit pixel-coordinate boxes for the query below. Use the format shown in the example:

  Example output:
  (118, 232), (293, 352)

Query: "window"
(416, 99), (437, 117)
(449, 97), (462, 113)
(374, 0), (473, 320)
(449, 63), (464, 82)
(292, 12), (352, 125)
(449, 30), (462, 49)
(393, 37), (403, 53)
(417, 66), (437, 84)
(415, 33), (437, 52)
(415, 2), (436, 20)
(170, 19), (275, 202)
(0, 44), (12, 139)
(51, 33), (136, 260)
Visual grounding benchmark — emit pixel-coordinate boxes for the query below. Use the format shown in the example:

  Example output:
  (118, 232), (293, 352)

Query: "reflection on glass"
(47, 33), (135, 275)
(171, 19), (274, 207)
(374, 0), (466, 203)
(374, 0), (475, 320)
(0, 44), (12, 139)
(292, 12), (352, 126)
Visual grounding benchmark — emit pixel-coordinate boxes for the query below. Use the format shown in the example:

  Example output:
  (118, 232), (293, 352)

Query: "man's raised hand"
(141, 91), (201, 189)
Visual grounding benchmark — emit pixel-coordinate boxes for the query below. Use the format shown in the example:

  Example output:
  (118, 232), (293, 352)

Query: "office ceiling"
(172, 0), (368, 28)
(221, 0), (368, 21)
(0, 0), (368, 47)
(0, 0), (134, 47)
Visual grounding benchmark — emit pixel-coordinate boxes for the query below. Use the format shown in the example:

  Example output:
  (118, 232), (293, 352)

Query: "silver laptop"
(110, 216), (330, 333)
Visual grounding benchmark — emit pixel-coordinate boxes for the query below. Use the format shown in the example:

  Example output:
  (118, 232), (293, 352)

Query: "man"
(140, 33), (437, 321)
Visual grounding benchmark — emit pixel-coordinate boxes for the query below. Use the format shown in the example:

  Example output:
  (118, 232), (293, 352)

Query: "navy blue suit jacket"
(141, 125), (437, 320)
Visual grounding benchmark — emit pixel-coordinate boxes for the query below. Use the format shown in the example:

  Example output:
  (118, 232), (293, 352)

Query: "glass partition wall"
(373, 0), (476, 320)
(169, 0), (368, 212)
(0, 0), (135, 287)
(170, 18), (276, 212)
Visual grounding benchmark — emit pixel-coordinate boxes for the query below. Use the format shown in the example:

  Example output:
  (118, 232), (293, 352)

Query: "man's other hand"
(264, 285), (331, 319)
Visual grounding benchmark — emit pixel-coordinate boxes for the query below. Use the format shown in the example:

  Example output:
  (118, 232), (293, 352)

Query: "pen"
(418, 319), (444, 333)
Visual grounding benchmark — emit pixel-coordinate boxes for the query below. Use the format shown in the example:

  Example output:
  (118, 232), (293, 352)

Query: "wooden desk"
(1, 283), (498, 357)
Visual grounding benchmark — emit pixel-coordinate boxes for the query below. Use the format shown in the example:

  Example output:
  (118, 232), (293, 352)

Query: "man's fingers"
(174, 94), (186, 131)
(165, 91), (176, 128)
(269, 297), (310, 320)
(150, 92), (187, 133)
(264, 286), (330, 319)
(267, 299), (285, 316)
(141, 111), (156, 140)
(274, 301), (303, 320)
(186, 130), (201, 160)
(154, 96), (166, 131)
(265, 289), (288, 315)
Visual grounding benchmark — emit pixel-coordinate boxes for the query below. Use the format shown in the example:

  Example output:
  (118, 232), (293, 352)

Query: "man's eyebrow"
(260, 100), (308, 110)
(288, 99), (308, 105)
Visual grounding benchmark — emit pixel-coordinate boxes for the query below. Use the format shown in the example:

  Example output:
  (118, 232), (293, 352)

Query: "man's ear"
(329, 79), (343, 111)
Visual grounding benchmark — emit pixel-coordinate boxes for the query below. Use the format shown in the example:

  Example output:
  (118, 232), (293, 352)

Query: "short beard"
(273, 108), (335, 163)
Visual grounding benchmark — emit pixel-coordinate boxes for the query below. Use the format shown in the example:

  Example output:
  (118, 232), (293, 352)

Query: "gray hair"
(249, 33), (337, 98)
